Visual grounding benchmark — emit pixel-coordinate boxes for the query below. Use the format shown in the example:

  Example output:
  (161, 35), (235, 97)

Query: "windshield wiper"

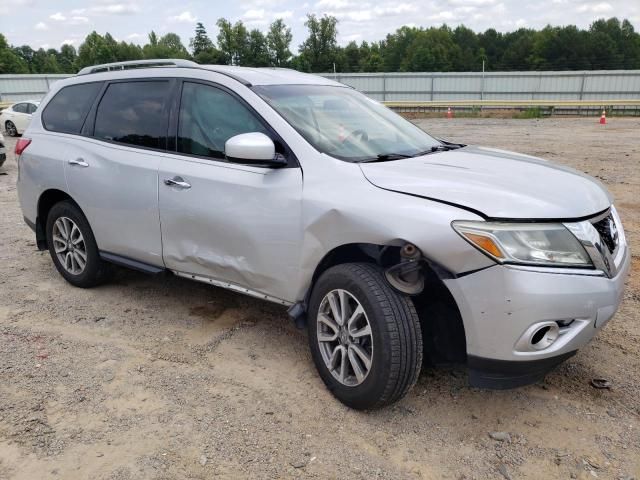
(356, 143), (465, 163)
(356, 153), (413, 163)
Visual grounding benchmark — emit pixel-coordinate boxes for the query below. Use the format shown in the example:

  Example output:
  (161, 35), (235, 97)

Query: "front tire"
(46, 200), (109, 288)
(308, 263), (423, 409)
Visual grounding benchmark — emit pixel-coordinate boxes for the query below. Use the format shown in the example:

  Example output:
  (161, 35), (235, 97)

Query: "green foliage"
(267, 19), (293, 67)
(516, 107), (544, 118)
(297, 14), (339, 72)
(0, 16), (639, 73)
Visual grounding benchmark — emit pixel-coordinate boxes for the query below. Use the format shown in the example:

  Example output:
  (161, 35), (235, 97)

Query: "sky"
(1, 0), (639, 51)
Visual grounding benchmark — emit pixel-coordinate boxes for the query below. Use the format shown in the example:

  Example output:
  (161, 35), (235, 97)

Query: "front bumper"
(444, 246), (630, 388)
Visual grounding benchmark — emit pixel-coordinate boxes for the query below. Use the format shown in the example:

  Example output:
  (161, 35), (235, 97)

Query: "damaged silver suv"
(17, 60), (630, 409)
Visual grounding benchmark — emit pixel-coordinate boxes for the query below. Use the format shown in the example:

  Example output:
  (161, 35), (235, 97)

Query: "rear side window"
(94, 81), (170, 149)
(27, 103), (38, 114)
(42, 83), (102, 134)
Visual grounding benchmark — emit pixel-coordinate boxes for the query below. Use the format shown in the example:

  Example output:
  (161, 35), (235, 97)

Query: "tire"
(308, 263), (423, 410)
(45, 200), (109, 288)
(5, 121), (18, 137)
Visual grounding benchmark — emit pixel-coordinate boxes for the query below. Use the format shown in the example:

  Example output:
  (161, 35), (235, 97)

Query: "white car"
(1, 100), (40, 136)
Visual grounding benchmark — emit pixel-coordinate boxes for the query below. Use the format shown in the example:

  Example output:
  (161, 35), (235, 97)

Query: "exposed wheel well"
(36, 189), (76, 250)
(309, 242), (467, 365)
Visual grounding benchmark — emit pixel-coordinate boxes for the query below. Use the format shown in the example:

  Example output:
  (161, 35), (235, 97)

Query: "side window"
(177, 82), (268, 160)
(42, 83), (102, 134)
(13, 103), (27, 113)
(27, 103), (38, 114)
(94, 81), (170, 149)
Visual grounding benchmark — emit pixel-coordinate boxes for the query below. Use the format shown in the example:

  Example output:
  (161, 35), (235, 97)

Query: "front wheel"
(308, 263), (423, 409)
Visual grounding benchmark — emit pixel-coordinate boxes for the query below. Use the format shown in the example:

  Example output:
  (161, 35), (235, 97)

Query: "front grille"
(592, 212), (618, 254)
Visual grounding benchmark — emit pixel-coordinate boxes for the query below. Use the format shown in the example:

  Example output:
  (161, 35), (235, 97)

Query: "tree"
(190, 22), (213, 56)
(0, 35), (29, 73)
(247, 29), (270, 66)
(77, 32), (118, 68)
(142, 32), (190, 59)
(58, 44), (78, 73)
(267, 18), (293, 67)
(298, 14), (339, 72)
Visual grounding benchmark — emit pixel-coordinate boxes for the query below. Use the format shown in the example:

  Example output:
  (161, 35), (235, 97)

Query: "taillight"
(15, 138), (31, 156)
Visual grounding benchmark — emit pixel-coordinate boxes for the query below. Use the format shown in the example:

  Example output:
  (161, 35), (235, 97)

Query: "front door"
(158, 81), (303, 302)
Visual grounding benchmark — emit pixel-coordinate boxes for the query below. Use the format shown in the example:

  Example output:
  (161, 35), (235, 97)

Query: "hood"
(359, 146), (611, 219)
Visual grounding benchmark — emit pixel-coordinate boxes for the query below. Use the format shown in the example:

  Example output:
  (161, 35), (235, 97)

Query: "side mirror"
(224, 132), (287, 167)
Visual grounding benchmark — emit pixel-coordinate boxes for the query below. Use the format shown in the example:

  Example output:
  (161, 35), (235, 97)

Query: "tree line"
(1, 15), (639, 74)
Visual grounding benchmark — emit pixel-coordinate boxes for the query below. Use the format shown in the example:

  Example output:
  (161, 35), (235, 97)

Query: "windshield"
(253, 85), (441, 162)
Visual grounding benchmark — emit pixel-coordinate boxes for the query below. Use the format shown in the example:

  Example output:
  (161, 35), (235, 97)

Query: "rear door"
(158, 80), (303, 302)
(63, 79), (173, 266)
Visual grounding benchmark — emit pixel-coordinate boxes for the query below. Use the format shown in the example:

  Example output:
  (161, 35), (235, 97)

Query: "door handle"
(68, 158), (89, 167)
(164, 176), (191, 189)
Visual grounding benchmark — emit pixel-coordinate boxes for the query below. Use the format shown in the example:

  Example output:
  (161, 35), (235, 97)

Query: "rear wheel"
(308, 263), (422, 409)
(46, 201), (109, 287)
(5, 121), (18, 137)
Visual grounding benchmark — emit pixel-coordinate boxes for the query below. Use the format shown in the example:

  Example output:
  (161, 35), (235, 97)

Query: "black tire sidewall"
(308, 264), (407, 409)
(6, 121), (17, 137)
(46, 201), (104, 288)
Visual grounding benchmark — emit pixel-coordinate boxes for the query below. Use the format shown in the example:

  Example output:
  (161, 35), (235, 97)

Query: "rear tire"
(5, 121), (18, 137)
(308, 263), (422, 409)
(46, 200), (109, 288)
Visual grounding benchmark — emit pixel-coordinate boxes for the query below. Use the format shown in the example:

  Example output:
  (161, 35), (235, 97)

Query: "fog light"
(529, 323), (560, 350)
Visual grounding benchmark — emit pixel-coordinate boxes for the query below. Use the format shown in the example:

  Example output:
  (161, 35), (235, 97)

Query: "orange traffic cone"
(447, 107), (453, 119)
(599, 110), (606, 125)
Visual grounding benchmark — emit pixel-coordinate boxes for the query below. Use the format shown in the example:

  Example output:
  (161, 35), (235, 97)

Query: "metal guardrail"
(383, 99), (640, 107)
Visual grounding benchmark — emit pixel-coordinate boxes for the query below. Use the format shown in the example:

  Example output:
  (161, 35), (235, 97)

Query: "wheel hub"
(52, 216), (87, 275)
(316, 289), (374, 387)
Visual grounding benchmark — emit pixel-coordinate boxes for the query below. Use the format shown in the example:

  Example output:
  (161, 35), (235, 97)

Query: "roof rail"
(77, 59), (199, 76)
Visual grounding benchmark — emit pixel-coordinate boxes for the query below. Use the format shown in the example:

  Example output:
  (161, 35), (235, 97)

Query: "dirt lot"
(0, 118), (638, 480)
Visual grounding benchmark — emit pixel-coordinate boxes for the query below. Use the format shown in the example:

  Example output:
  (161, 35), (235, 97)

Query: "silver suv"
(16, 60), (630, 409)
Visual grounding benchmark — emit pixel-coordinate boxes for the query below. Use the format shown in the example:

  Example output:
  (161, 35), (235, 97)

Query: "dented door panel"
(159, 154), (303, 302)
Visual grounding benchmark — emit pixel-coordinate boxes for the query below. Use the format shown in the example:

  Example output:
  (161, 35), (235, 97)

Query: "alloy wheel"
(317, 289), (374, 387)
(52, 217), (87, 275)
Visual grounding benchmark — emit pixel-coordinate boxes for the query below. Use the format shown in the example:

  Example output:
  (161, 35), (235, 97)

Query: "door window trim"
(170, 78), (299, 169)
(85, 77), (177, 154)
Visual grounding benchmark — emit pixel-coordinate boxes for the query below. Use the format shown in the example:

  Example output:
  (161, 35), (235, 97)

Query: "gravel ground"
(0, 117), (638, 480)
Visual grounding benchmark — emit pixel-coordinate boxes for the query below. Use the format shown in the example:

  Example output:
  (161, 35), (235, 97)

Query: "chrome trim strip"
(172, 270), (292, 306)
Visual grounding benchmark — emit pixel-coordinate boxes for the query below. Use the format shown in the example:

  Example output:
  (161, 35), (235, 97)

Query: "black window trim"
(170, 78), (299, 169)
(86, 77), (176, 154)
(41, 80), (105, 135)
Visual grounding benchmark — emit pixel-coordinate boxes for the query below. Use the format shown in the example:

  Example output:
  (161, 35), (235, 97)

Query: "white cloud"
(61, 39), (78, 46)
(169, 10), (197, 22)
(70, 16), (90, 24)
(577, 2), (613, 13)
(244, 8), (265, 19)
(50, 12), (66, 21)
(35, 22), (48, 30)
(127, 33), (143, 39)
(91, 3), (140, 15)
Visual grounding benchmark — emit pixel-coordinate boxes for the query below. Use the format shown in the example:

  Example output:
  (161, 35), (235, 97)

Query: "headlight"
(452, 221), (593, 267)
